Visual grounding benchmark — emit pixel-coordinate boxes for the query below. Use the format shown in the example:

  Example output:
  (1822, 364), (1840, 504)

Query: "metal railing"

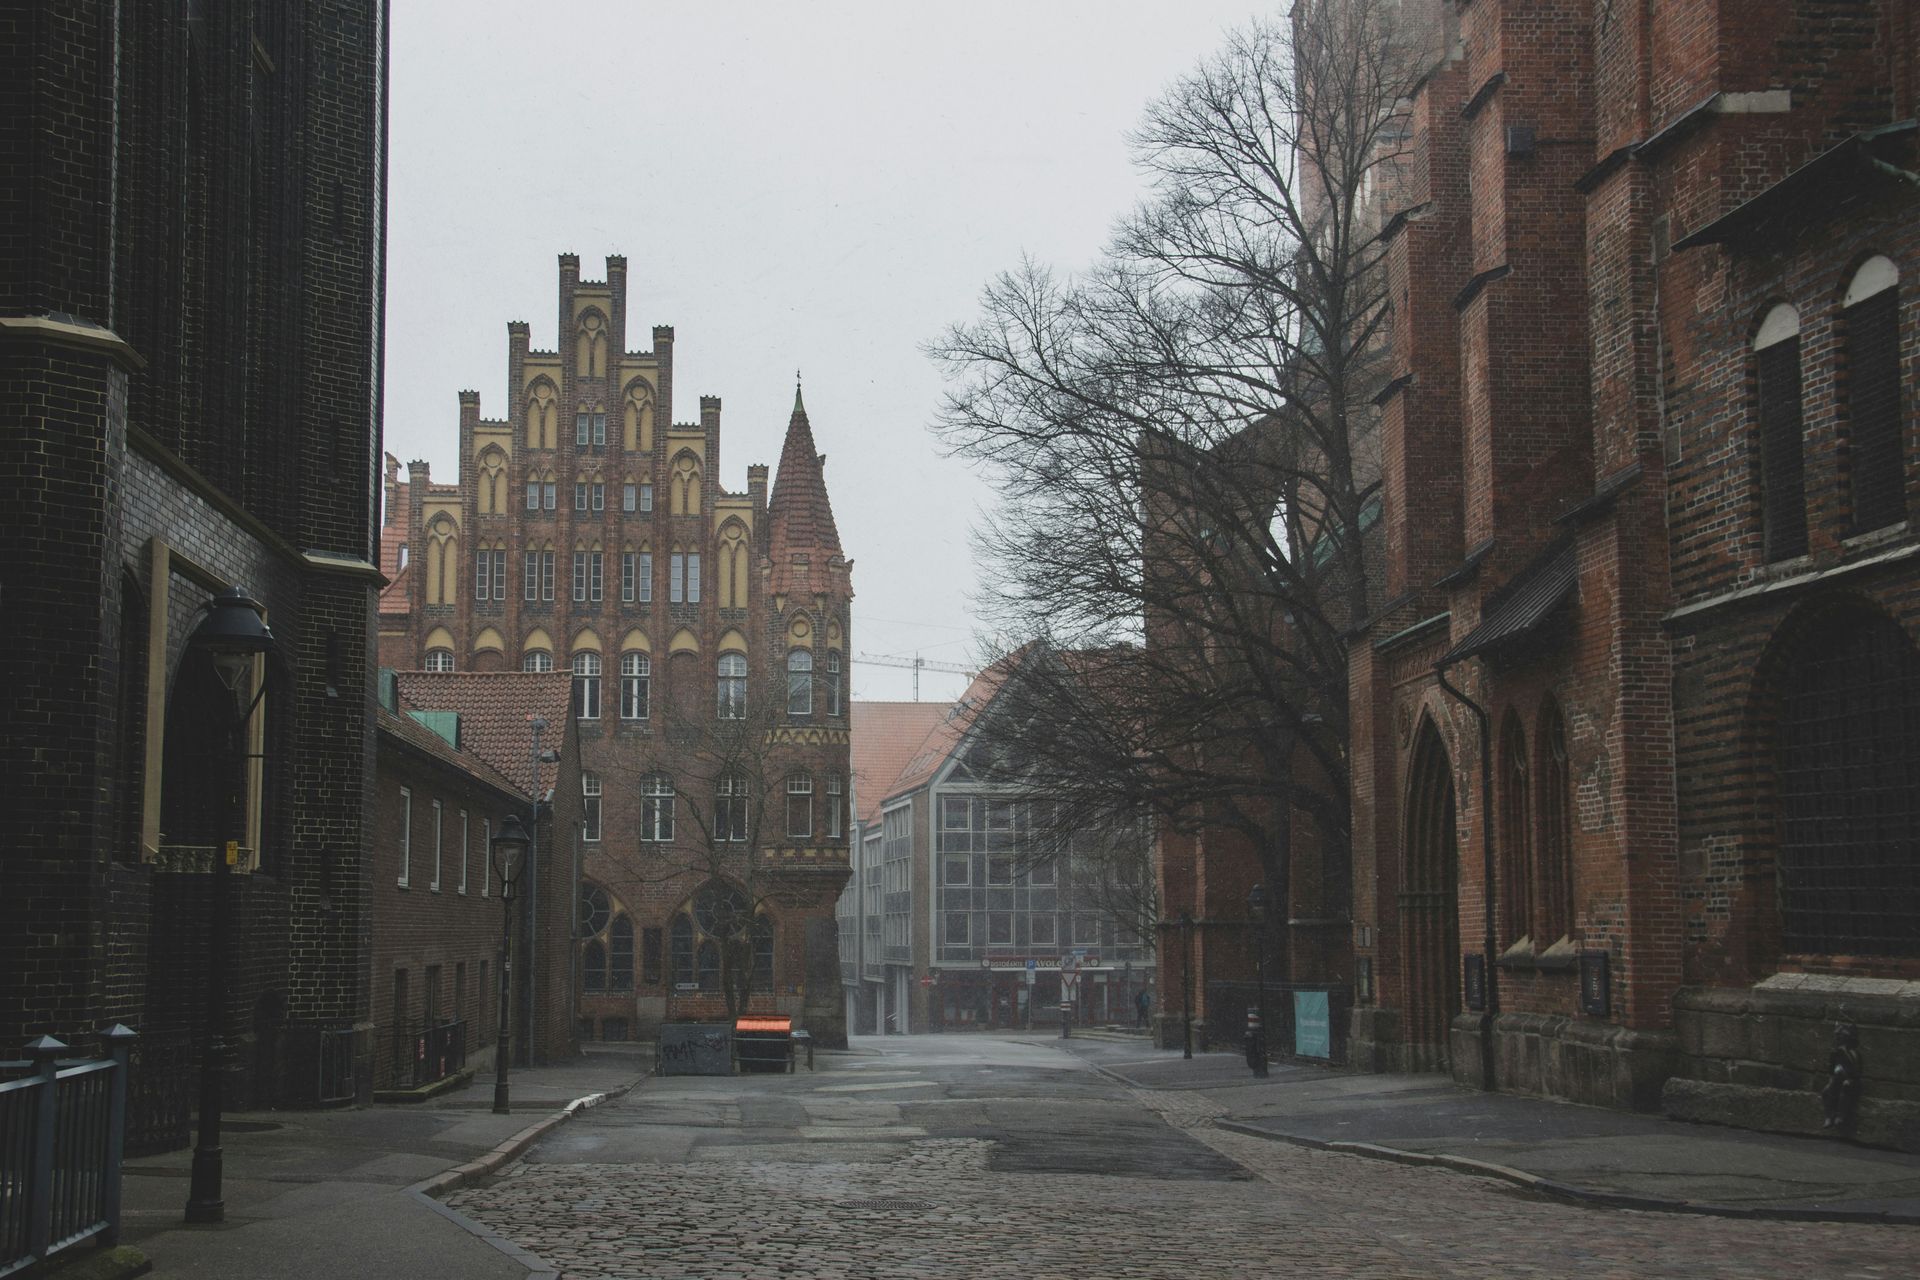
(124, 1029), (193, 1156)
(0, 1027), (136, 1277)
(391, 1020), (467, 1090)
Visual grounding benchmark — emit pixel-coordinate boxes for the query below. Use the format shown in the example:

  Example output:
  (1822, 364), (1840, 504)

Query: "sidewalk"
(1058, 1038), (1920, 1223)
(115, 1044), (651, 1279)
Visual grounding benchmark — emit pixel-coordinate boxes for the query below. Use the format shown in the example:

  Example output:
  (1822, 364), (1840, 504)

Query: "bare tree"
(933, 4), (1440, 952)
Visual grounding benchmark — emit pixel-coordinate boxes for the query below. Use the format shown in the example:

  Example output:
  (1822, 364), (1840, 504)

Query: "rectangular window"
(592, 483), (605, 511)
(541, 551), (556, 601)
(623, 483), (637, 513)
(459, 810), (469, 894)
(492, 550), (507, 600)
(670, 553), (684, 603)
(622, 552), (636, 602)
(988, 855), (1012, 885)
(575, 482), (588, 511)
(482, 818), (491, 897)
(941, 796), (970, 830)
(526, 481), (539, 510)
(576, 413), (590, 446)
(989, 913), (1012, 945)
(642, 780), (675, 842)
(946, 912), (970, 945)
(1846, 289), (1905, 533)
(523, 552), (539, 601)
(639, 552), (653, 602)
(686, 553), (701, 603)
(786, 776), (813, 839)
(398, 787), (411, 887)
(1031, 913), (1056, 945)
(590, 551), (604, 602)
(1074, 914), (1100, 945)
(1030, 857), (1056, 886)
(430, 799), (442, 891)
(573, 552), (588, 602)
(543, 482), (556, 510)
(827, 776), (844, 839)
(943, 855), (970, 886)
(475, 550), (491, 601)
(593, 413), (607, 447)
(640, 484), (653, 513)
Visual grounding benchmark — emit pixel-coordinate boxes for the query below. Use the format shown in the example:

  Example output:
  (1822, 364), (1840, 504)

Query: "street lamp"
(184, 587), (274, 1225)
(1246, 883), (1269, 1078)
(491, 813), (530, 1114)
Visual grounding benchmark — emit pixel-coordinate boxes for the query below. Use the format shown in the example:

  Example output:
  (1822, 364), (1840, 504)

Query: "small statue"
(1821, 1023), (1861, 1132)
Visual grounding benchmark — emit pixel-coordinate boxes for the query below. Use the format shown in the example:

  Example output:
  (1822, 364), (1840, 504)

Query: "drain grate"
(838, 1197), (932, 1212)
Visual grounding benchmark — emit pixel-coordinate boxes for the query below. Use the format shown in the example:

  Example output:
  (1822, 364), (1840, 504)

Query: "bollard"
(1245, 1007), (1267, 1077)
(1060, 1000), (1073, 1039)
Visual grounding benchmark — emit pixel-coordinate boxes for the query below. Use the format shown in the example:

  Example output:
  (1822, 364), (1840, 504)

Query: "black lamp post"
(490, 813), (530, 1114)
(184, 587), (274, 1225)
(1180, 911), (1195, 1060)
(1247, 883), (1269, 1079)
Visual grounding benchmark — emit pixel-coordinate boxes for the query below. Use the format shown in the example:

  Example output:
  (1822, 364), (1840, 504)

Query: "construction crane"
(853, 652), (975, 702)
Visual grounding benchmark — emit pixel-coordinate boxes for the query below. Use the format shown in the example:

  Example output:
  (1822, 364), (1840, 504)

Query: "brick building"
(385, 256), (855, 1045)
(1341, 0), (1919, 1139)
(2, 1), (388, 1112)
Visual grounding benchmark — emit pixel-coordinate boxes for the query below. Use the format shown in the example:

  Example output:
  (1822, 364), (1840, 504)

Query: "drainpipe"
(1434, 658), (1498, 1093)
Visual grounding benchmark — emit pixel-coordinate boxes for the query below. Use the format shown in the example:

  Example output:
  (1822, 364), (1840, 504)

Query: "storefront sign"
(1293, 991), (1331, 1059)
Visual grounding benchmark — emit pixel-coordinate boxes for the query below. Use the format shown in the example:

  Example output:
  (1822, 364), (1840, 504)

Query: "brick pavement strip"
(447, 1086), (1919, 1280)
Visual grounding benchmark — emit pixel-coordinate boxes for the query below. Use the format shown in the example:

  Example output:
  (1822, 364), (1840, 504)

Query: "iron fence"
(124, 1029), (193, 1156)
(391, 1020), (466, 1090)
(0, 1028), (135, 1277)
(1204, 981), (1353, 1066)
(315, 1026), (356, 1105)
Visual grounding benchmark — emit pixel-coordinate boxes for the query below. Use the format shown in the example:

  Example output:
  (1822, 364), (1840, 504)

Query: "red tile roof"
(850, 701), (951, 827)
(880, 657), (1019, 804)
(766, 385), (844, 595)
(392, 671), (573, 798)
(378, 559), (412, 616)
(375, 702), (524, 799)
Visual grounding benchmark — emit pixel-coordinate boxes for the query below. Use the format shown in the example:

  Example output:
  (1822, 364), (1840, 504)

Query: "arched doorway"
(1401, 718), (1460, 1070)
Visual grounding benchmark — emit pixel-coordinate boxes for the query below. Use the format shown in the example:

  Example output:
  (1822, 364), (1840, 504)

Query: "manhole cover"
(839, 1198), (932, 1212)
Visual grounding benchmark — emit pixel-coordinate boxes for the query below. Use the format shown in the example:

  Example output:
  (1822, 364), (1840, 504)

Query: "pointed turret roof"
(766, 378), (844, 594)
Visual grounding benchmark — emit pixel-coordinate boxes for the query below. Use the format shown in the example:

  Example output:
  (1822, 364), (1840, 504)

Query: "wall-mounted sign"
(1293, 990), (1331, 1059)
(1579, 951), (1611, 1017)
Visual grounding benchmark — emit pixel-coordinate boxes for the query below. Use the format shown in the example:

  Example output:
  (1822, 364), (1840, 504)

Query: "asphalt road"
(448, 1033), (1919, 1278)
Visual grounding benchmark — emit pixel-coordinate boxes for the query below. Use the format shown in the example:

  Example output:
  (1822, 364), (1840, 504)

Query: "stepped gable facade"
(388, 255), (855, 1045)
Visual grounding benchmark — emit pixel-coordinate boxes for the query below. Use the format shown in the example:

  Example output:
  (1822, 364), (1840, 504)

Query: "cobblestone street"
(446, 1036), (1919, 1279)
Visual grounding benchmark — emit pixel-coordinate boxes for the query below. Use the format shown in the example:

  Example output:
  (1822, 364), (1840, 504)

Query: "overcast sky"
(385, 1), (1265, 703)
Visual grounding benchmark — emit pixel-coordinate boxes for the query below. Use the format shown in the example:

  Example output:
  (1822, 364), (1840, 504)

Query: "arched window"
(609, 916), (634, 991)
(1754, 303), (1807, 562)
(715, 773), (748, 842)
(573, 651), (601, 720)
(621, 652), (650, 720)
(523, 650), (553, 673)
(582, 940), (607, 993)
(671, 913), (694, 985)
(787, 649), (813, 716)
(1843, 257), (1904, 534)
(826, 651), (842, 717)
(717, 653), (747, 719)
(425, 649), (454, 673)
(696, 940), (720, 990)
(786, 773), (813, 840)
(1777, 608), (1920, 956)
(1536, 700), (1574, 945)
(1498, 714), (1532, 946)
(641, 773), (675, 842)
(579, 883), (611, 936)
(581, 771), (602, 842)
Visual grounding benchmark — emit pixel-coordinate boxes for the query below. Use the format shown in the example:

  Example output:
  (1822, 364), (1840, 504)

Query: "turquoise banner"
(1293, 990), (1331, 1059)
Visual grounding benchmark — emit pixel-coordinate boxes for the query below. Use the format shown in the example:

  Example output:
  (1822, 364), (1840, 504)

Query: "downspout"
(1434, 657), (1498, 1093)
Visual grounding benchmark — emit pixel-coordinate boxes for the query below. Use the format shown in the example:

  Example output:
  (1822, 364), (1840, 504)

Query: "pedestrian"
(1135, 988), (1151, 1028)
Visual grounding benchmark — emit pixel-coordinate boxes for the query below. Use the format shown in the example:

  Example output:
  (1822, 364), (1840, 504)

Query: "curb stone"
(1211, 1120), (1920, 1227)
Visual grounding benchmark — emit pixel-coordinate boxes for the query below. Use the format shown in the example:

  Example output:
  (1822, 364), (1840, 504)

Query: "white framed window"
(988, 855), (1012, 885)
(398, 787), (412, 887)
(1073, 913), (1100, 945)
(989, 913), (1012, 945)
(946, 912), (970, 945)
(621, 551), (636, 602)
(670, 553), (684, 603)
(575, 481), (588, 511)
(523, 650), (553, 673)
(459, 810), (469, 894)
(826, 775), (843, 838)
(593, 413), (607, 447)
(582, 772), (602, 842)
(573, 651), (602, 720)
(1031, 913), (1056, 945)
(717, 653), (747, 719)
(481, 817), (491, 897)
(475, 549), (492, 600)
(575, 413), (591, 446)
(543, 482), (557, 511)
(573, 551), (588, 602)
(943, 854), (970, 886)
(622, 483), (636, 513)
(424, 649), (454, 672)
(787, 649), (813, 716)
(641, 774), (675, 842)
(786, 774), (813, 839)
(430, 799), (443, 891)
(640, 483), (653, 513)
(590, 550), (604, 602)
(827, 651), (842, 716)
(525, 480), (540, 510)
(1030, 856), (1056, 886)
(687, 552), (700, 602)
(524, 550), (539, 601)
(592, 482), (605, 512)
(638, 551), (653, 603)
(491, 550), (506, 600)
(941, 796), (970, 829)
(541, 550), (555, 600)
(621, 652), (649, 719)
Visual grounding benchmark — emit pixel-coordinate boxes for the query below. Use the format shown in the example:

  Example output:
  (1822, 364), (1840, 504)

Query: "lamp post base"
(185, 1146), (225, 1223)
